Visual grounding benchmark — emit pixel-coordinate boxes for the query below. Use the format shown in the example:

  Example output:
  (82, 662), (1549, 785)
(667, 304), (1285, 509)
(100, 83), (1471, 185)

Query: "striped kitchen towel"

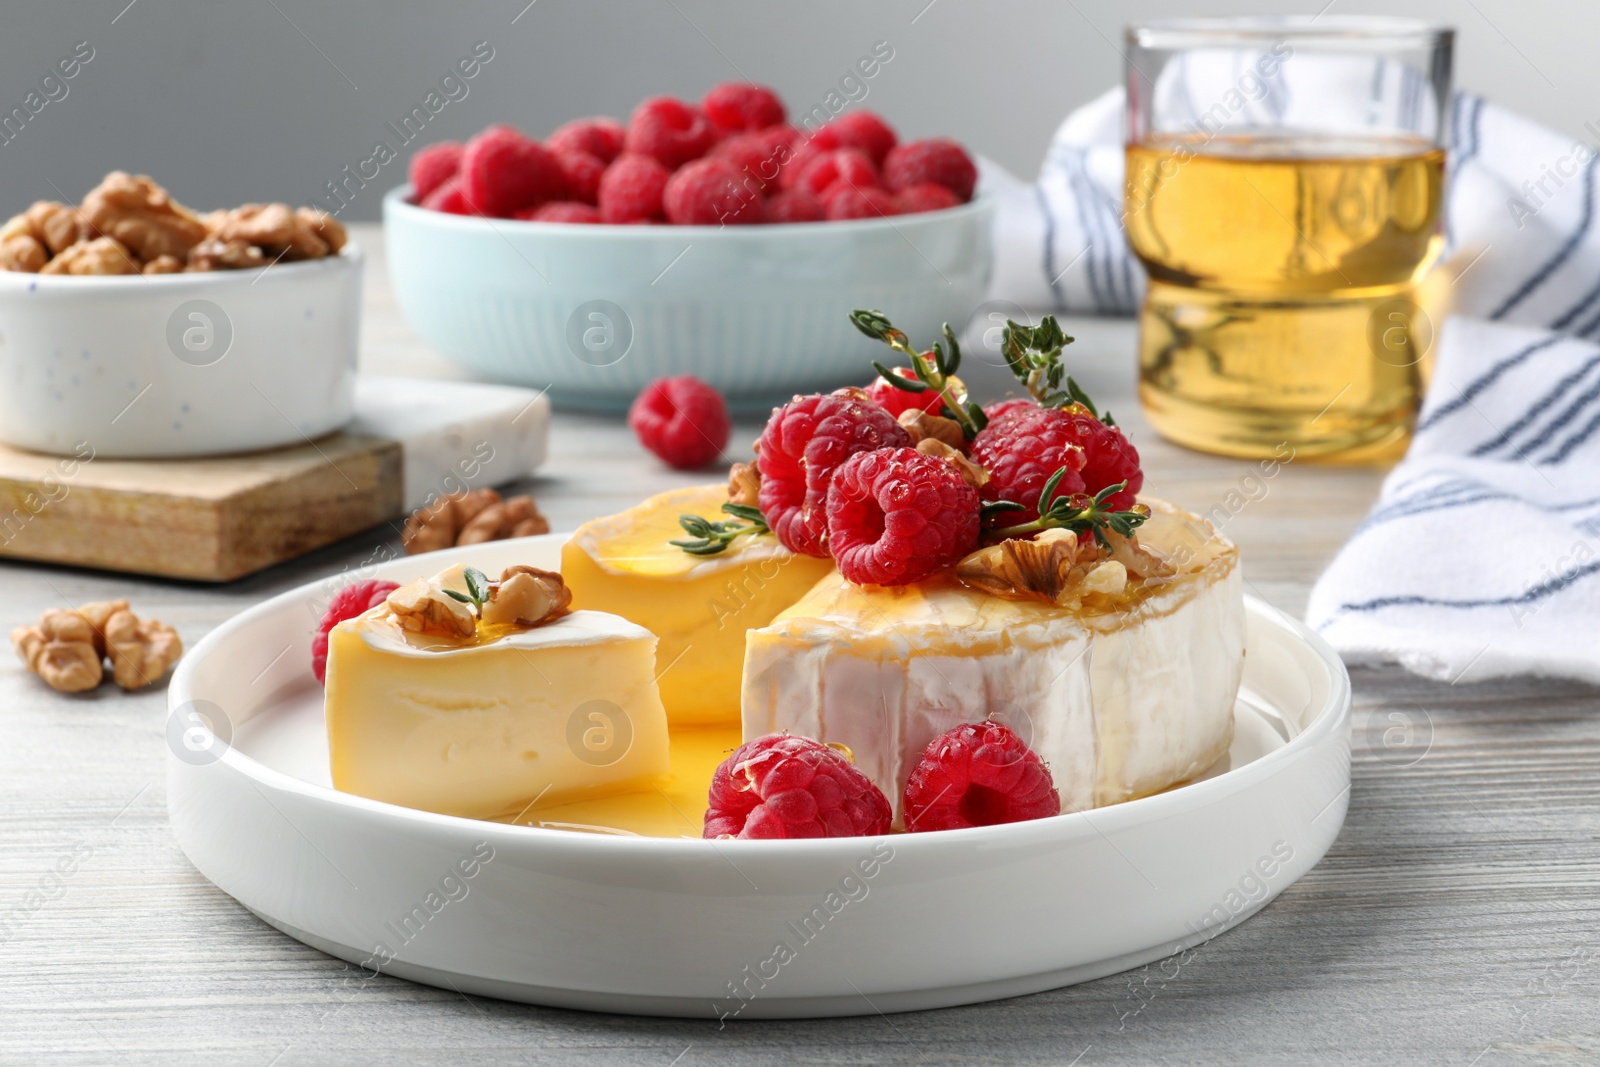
(981, 85), (1600, 682)
(1303, 319), (1600, 684)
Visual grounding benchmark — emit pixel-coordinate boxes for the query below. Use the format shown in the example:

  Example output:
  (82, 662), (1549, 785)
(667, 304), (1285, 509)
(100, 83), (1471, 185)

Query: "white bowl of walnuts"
(0, 172), (361, 459)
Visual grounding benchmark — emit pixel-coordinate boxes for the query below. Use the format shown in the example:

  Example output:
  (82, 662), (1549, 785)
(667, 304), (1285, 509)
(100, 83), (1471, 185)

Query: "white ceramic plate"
(167, 535), (1351, 1020)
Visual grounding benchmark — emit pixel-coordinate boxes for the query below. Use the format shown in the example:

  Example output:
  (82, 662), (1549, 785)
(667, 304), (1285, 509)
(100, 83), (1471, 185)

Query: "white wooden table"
(3, 225), (1596, 1066)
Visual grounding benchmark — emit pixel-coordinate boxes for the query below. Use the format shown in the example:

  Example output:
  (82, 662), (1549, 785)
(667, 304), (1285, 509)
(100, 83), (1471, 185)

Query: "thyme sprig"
(671, 503), (771, 556)
(850, 309), (988, 439)
(999, 316), (1115, 425)
(443, 566), (494, 617)
(987, 469), (1148, 547)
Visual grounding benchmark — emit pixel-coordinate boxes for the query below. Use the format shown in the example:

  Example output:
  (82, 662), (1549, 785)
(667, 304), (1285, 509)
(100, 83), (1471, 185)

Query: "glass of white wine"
(1125, 17), (1454, 460)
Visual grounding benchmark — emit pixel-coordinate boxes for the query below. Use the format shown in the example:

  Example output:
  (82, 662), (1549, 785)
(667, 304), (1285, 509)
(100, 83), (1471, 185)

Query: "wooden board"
(0, 433), (404, 582)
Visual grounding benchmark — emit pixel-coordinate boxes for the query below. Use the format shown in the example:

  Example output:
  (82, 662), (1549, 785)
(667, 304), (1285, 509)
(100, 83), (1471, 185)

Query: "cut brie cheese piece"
(742, 499), (1244, 824)
(562, 485), (835, 727)
(325, 588), (669, 820)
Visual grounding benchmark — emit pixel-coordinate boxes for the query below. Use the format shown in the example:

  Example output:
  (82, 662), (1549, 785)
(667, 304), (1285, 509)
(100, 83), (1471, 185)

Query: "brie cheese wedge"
(325, 592), (669, 821)
(563, 485), (835, 727)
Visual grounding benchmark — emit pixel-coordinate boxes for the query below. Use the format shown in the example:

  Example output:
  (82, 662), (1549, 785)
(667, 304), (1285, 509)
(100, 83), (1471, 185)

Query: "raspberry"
(903, 721), (1061, 832)
(777, 126), (841, 191)
(459, 125), (571, 216)
(883, 138), (978, 202)
(598, 154), (671, 223)
(825, 447), (980, 586)
(708, 125), (796, 192)
(624, 96), (717, 170)
(983, 398), (1039, 424)
(969, 407), (1089, 524)
(704, 734), (891, 839)
(702, 82), (787, 136)
(663, 158), (764, 226)
(764, 189), (825, 224)
(1061, 412), (1143, 510)
(419, 176), (475, 215)
(513, 201), (601, 224)
(895, 182), (961, 214)
(792, 147), (880, 198)
(548, 117), (626, 164)
(554, 149), (605, 205)
(823, 183), (901, 221)
(628, 375), (731, 469)
(864, 367), (946, 418)
(756, 392), (912, 558)
(409, 141), (462, 202)
(312, 579), (400, 684)
(822, 110), (897, 166)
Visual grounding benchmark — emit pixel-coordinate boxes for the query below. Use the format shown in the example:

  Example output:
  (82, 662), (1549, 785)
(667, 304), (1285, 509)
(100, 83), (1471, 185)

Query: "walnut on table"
(143, 254), (184, 275)
(80, 171), (208, 262)
(39, 236), (142, 275)
(401, 489), (551, 555)
(11, 599), (181, 693)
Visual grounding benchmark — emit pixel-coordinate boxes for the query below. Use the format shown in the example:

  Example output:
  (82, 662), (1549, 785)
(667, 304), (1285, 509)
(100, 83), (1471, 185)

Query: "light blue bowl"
(383, 185), (994, 412)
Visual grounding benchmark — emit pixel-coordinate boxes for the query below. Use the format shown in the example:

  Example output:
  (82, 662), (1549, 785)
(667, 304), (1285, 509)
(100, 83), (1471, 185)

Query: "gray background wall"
(1, 0), (1591, 220)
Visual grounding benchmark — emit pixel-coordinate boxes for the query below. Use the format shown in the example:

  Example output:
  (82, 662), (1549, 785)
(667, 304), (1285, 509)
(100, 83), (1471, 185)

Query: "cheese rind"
(325, 603), (669, 820)
(741, 499), (1244, 823)
(562, 485), (835, 727)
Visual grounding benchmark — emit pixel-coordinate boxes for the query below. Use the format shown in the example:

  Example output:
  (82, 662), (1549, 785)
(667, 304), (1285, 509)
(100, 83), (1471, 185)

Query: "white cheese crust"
(741, 499), (1245, 823)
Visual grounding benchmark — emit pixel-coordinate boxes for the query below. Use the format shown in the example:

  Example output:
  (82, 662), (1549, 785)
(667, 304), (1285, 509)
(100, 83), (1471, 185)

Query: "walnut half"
(956, 530), (1097, 605)
(481, 566), (571, 628)
(12, 600), (181, 692)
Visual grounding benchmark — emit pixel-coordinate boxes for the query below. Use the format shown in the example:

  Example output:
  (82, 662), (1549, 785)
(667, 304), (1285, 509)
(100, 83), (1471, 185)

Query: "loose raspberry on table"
(756, 392), (912, 557)
(826, 447), (980, 586)
(792, 148), (880, 198)
(598, 154), (671, 223)
(969, 407), (1090, 524)
(312, 579), (401, 684)
(883, 138), (978, 202)
(822, 110), (898, 166)
(864, 367), (948, 419)
(903, 721), (1061, 832)
(548, 117), (626, 164)
(624, 96), (717, 170)
(459, 125), (571, 216)
(823, 183), (901, 221)
(704, 734), (892, 839)
(409, 141), (463, 202)
(895, 182), (961, 214)
(513, 201), (601, 224)
(554, 149), (605, 205)
(628, 375), (731, 469)
(709, 125), (797, 192)
(419, 177), (475, 215)
(663, 158), (764, 226)
(763, 189), (825, 223)
(702, 82), (787, 136)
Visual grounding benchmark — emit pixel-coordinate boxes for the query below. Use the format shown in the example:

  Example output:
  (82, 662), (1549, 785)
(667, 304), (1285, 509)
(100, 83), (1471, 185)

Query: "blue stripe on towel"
(1540, 404), (1600, 464)
(1335, 558), (1600, 615)
(1358, 487), (1600, 534)
(1469, 354), (1600, 457)
(1415, 334), (1567, 432)
(1490, 155), (1600, 321)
